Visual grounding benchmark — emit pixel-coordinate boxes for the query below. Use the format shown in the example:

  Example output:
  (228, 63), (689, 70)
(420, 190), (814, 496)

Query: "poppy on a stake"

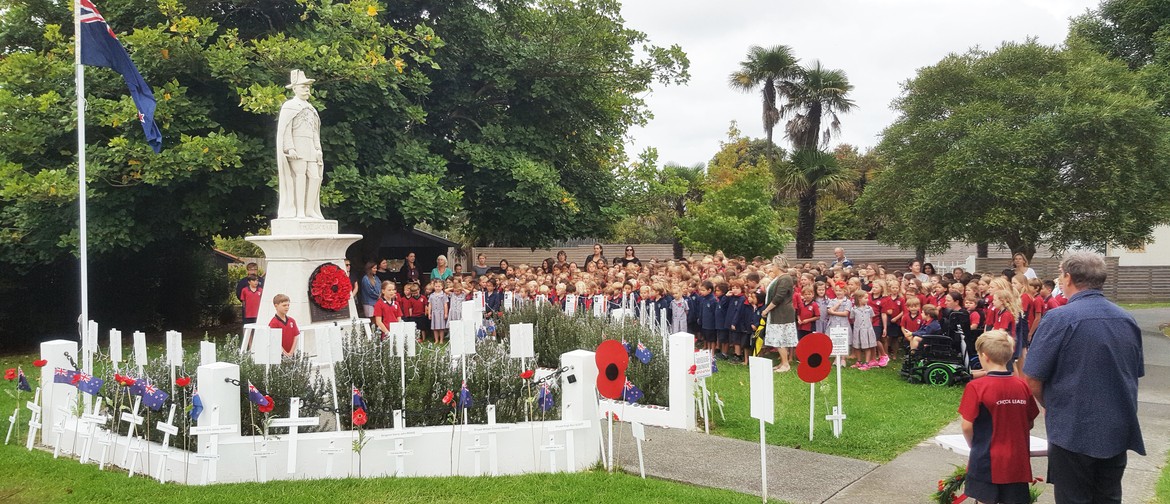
(595, 340), (629, 400)
(795, 332), (833, 383)
(520, 369), (535, 380)
(258, 395), (275, 413)
(352, 408), (368, 427)
(175, 376), (191, 387)
(32, 359), (48, 368)
(4, 368), (14, 381)
(442, 390), (454, 406)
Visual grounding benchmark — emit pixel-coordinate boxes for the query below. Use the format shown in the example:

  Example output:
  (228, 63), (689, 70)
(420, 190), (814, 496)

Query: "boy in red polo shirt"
(959, 330), (1039, 504)
(239, 275), (262, 324)
(269, 294), (300, 356)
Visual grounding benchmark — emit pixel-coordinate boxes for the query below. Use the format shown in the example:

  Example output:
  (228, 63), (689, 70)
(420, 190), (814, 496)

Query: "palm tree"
(775, 149), (857, 258)
(662, 163), (706, 259)
(782, 61), (855, 258)
(728, 45), (801, 153)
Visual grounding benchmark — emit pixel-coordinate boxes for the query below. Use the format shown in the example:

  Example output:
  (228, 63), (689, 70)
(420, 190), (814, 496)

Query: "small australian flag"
(142, 383), (169, 411)
(190, 389), (204, 422)
(246, 381), (270, 408)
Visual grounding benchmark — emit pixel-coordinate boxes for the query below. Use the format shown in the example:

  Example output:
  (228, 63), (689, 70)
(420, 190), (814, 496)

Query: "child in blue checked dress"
(427, 279), (449, 344)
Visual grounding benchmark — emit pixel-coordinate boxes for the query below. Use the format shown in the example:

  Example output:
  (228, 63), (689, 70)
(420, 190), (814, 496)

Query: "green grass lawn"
(1157, 455), (1170, 504)
(1119, 301), (1170, 310)
(705, 355), (963, 463)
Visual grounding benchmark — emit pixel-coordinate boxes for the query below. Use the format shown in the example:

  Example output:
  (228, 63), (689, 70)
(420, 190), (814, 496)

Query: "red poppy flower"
(520, 369), (535, 380)
(258, 395), (275, 413)
(688, 364), (697, 375)
(795, 332), (833, 384)
(442, 390), (454, 405)
(352, 407), (368, 427)
(175, 376), (191, 387)
(122, 377), (136, 387)
(4, 368), (15, 381)
(595, 340), (629, 400)
(71, 373), (82, 385)
(32, 359), (47, 368)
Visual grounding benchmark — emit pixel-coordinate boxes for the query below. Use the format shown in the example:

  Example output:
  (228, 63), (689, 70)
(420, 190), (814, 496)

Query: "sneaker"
(866, 360), (879, 368)
(715, 352), (727, 360)
(857, 363), (871, 371)
(878, 355), (890, 367)
(849, 361), (863, 369)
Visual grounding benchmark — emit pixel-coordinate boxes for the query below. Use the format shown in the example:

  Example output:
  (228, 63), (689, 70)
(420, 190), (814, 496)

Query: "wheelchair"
(900, 320), (972, 387)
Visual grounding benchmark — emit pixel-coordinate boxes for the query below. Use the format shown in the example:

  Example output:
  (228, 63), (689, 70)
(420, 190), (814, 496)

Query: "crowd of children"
(349, 249), (1066, 378)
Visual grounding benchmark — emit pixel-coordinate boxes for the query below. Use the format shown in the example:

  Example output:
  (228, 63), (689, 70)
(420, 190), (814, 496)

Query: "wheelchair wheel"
(926, 363), (954, 386)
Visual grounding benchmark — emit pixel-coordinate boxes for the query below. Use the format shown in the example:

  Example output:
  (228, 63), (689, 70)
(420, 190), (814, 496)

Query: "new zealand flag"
(142, 383), (168, 411)
(536, 383), (555, 412)
(247, 382), (270, 408)
(76, 373), (104, 395)
(17, 368), (32, 392)
(53, 367), (77, 385)
(635, 342), (653, 365)
(78, 0), (163, 152)
(190, 389), (204, 422)
(458, 381), (473, 409)
(352, 385), (368, 412)
(622, 379), (643, 404)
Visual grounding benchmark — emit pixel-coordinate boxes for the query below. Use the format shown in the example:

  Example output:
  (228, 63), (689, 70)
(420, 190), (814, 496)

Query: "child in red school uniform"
(885, 282), (906, 360)
(958, 330), (1039, 504)
(868, 280), (892, 367)
(240, 275), (262, 325)
(269, 293), (300, 356)
(373, 280), (402, 340)
(900, 296), (925, 335)
(795, 286), (820, 341)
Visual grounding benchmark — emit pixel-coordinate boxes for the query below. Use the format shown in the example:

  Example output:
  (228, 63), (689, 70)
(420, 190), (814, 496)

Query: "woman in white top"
(1012, 253), (1037, 280)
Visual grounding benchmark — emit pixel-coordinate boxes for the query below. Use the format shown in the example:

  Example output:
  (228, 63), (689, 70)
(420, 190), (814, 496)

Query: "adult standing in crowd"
(1013, 252), (1038, 280)
(617, 246), (641, 268)
(761, 257), (797, 373)
(830, 247), (853, 269)
(472, 253), (490, 277)
(431, 254), (454, 281)
(358, 261), (381, 318)
(908, 260), (929, 283)
(398, 251), (420, 285)
(584, 243), (607, 266)
(1024, 252), (1144, 504)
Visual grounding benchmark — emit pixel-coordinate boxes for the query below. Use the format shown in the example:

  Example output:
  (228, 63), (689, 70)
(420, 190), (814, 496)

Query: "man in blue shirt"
(1024, 252), (1144, 504)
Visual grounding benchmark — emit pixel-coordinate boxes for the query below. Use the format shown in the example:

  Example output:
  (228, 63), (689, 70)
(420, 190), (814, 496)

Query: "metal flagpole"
(75, 0), (91, 374)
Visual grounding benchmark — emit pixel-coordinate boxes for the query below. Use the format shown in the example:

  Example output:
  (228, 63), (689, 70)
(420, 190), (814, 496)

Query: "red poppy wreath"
(309, 263), (352, 311)
(595, 340), (629, 400)
(795, 332), (833, 384)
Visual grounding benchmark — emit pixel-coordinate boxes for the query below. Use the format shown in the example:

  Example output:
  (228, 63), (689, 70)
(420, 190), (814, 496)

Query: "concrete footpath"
(613, 308), (1170, 504)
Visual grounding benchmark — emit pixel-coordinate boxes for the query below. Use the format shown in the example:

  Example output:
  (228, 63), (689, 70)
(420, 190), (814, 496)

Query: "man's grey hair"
(1061, 252), (1107, 290)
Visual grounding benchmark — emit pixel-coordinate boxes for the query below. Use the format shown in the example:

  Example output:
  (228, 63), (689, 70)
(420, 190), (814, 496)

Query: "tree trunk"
(795, 187), (818, 259)
(977, 243), (988, 258)
(673, 199), (686, 259)
(915, 246), (926, 264)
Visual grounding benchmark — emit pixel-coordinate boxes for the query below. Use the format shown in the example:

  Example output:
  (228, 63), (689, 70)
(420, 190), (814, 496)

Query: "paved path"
(614, 308), (1170, 503)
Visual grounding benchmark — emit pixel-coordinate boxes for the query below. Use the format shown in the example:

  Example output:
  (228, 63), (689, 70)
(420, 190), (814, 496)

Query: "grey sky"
(620, 0), (1101, 167)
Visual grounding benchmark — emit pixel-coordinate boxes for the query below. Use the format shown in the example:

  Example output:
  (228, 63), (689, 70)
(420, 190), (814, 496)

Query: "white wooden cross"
(189, 407), (233, 485)
(472, 405), (511, 476)
(126, 436), (147, 477)
(825, 405), (847, 438)
(25, 387), (42, 451)
(632, 421), (647, 479)
(252, 438), (275, 483)
(548, 420), (590, 472)
(386, 438), (414, 477)
(319, 440), (345, 477)
(540, 434), (566, 472)
(154, 403), (180, 482)
(96, 428), (116, 470)
(52, 403), (76, 459)
(269, 397), (320, 475)
(120, 396), (144, 466)
(714, 392), (726, 421)
(379, 415), (420, 478)
(466, 435), (490, 476)
(78, 400), (109, 464)
(4, 405), (18, 445)
(109, 328), (123, 371)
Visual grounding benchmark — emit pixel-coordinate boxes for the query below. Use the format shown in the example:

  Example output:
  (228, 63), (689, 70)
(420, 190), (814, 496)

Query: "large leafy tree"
(1072, 0), (1170, 116)
(858, 40), (1170, 259)
(676, 164), (788, 260)
(611, 149), (704, 257)
(0, 0), (688, 336)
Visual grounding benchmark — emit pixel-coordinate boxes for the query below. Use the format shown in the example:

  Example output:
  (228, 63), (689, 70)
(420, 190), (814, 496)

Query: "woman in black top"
(617, 246), (641, 268)
(398, 251), (420, 285)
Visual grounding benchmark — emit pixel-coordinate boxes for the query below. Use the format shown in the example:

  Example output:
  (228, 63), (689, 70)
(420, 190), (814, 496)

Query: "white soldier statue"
(276, 69), (324, 219)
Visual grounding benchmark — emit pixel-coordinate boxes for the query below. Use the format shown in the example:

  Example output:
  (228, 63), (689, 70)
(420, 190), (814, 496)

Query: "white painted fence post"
(195, 361), (241, 482)
(668, 332), (696, 430)
(39, 340), (78, 447)
(559, 349), (601, 470)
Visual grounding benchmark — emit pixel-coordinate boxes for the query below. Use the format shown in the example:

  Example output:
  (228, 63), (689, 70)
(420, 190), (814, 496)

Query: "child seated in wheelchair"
(902, 304), (942, 351)
(903, 292), (970, 359)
